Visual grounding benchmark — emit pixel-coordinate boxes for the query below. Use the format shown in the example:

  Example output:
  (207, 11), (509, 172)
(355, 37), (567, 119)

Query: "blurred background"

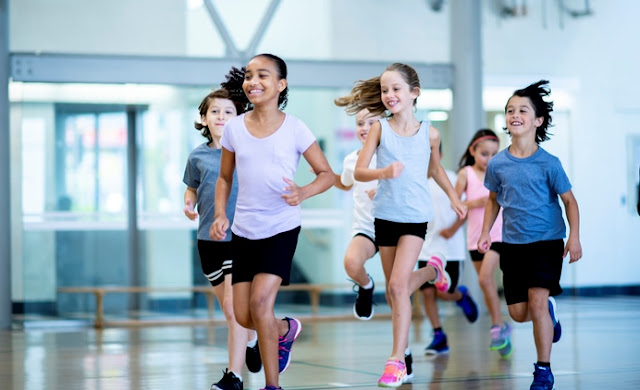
(2, 0), (639, 327)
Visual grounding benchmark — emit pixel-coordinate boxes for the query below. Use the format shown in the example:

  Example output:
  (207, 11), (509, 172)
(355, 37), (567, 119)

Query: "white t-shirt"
(340, 150), (377, 239)
(419, 170), (466, 261)
(221, 113), (316, 239)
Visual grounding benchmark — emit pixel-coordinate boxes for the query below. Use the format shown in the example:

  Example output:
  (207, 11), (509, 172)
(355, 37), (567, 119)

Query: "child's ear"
(278, 79), (287, 93)
(201, 114), (207, 127)
(534, 116), (544, 127)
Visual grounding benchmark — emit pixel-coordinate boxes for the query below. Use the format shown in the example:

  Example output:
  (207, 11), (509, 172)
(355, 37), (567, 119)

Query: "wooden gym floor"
(2, 295), (639, 390)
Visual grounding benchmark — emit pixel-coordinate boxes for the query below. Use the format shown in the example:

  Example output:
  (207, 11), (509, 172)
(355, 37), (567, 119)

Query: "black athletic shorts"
(231, 226), (301, 286)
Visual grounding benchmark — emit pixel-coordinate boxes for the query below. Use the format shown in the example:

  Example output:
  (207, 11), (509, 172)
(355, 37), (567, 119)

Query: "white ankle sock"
(247, 336), (257, 348)
(361, 277), (373, 289)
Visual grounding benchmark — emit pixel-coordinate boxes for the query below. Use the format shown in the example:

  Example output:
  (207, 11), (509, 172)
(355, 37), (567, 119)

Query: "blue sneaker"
(424, 330), (449, 355)
(278, 317), (302, 373)
(455, 285), (479, 323)
(530, 363), (555, 390)
(548, 297), (561, 343)
(260, 387), (282, 390)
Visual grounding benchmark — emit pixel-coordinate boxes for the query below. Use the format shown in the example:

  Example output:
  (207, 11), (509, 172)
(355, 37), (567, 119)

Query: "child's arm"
(334, 174), (352, 191)
(183, 187), (198, 220)
(282, 141), (336, 206)
(477, 191), (500, 253)
(428, 126), (467, 219)
(354, 122), (402, 181)
(455, 167), (489, 209)
(210, 148), (235, 240)
(439, 217), (465, 239)
(560, 189), (582, 263)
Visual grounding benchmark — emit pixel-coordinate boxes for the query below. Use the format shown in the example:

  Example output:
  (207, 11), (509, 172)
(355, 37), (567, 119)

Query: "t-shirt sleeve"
(550, 158), (572, 195)
(182, 157), (200, 188)
(220, 122), (235, 153)
(340, 154), (355, 187)
(295, 120), (317, 153)
(484, 159), (499, 192)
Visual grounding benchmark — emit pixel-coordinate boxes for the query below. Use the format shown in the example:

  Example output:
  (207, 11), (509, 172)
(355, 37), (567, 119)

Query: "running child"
(336, 62), (467, 388)
(418, 144), (478, 356)
(455, 128), (512, 356)
(332, 108), (381, 321)
(182, 88), (261, 390)
(210, 54), (335, 390)
(478, 80), (582, 390)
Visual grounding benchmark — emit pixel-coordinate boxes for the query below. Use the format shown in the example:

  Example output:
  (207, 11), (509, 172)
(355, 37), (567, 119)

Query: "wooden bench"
(57, 283), (380, 328)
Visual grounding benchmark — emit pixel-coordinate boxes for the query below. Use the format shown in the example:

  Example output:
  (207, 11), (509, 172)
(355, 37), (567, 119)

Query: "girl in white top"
(211, 54), (335, 390)
(333, 109), (381, 321)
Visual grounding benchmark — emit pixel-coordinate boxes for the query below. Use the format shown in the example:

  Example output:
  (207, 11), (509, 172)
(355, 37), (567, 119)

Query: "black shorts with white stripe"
(197, 240), (233, 287)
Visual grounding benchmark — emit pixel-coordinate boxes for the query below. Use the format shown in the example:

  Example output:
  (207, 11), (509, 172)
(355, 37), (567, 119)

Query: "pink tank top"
(464, 165), (502, 250)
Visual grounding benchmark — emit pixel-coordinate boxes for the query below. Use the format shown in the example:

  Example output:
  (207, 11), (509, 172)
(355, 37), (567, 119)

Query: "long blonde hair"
(334, 63), (421, 117)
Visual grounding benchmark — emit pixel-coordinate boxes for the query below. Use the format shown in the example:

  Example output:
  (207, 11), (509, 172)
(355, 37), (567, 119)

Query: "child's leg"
(421, 287), (440, 329)
(213, 275), (248, 374)
(233, 281), (254, 330)
(382, 235), (424, 362)
(474, 249), (503, 326)
(249, 273), (287, 389)
(344, 235), (377, 286)
(528, 287), (553, 363)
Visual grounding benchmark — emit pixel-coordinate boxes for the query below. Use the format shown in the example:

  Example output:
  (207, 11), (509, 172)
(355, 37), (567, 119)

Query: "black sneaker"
(245, 340), (262, 373)
(404, 350), (414, 383)
(353, 276), (374, 320)
(211, 369), (243, 390)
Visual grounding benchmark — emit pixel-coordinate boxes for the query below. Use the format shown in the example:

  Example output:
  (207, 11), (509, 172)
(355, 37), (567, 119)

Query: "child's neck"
(208, 137), (222, 149)
(388, 111), (420, 135)
(509, 136), (538, 158)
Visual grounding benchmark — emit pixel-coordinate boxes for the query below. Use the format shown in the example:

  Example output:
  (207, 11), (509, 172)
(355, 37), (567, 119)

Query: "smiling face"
(242, 55), (287, 107)
(355, 109), (380, 144)
(505, 96), (544, 140)
(470, 139), (499, 171)
(201, 98), (237, 140)
(380, 70), (419, 115)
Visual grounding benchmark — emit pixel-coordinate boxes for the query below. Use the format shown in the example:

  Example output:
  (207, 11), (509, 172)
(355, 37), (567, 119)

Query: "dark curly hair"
(221, 54), (289, 111)
(194, 88), (245, 142)
(505, 80), (554, 143)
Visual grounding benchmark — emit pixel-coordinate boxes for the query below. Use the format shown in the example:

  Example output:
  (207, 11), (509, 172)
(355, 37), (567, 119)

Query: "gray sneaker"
(489, 322), (512, 351)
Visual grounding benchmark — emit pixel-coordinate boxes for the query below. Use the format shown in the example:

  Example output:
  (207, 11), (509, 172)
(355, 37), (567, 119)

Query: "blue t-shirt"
(183, 143), (238, 241)
(484, 146), (571, 244)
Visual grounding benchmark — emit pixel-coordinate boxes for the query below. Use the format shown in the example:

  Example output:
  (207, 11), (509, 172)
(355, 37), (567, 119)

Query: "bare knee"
(477, 274), (495, 291)
(387, 279), (409, 301)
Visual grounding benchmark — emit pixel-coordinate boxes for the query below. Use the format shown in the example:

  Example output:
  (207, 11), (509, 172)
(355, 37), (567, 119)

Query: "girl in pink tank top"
(454, 129), (512, 357)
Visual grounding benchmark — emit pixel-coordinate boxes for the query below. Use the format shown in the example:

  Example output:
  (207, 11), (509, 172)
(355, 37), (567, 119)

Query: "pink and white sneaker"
(427, 253), (451, 293)
(377, 359), (407, 388)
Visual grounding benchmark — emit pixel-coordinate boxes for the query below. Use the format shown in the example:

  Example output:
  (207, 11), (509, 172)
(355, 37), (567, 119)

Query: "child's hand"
(385, 161), (404, 178)
(365, 188), (377, 200)
(477, 234), (491, 253)
(210, 216), (229, 241)
(282, 177), (306, 206)
(451, 199), (468, 220)
(183, 199), (198, 220)
(439, 227), (454, 239)
(564, 236), (583, 263)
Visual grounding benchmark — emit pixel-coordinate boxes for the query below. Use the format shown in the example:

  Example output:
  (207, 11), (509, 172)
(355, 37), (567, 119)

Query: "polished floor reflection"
(3, 296), (640, 390)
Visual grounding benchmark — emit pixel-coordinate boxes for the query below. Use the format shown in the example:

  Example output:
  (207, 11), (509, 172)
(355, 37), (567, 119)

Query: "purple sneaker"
(278, 317), (302, 373)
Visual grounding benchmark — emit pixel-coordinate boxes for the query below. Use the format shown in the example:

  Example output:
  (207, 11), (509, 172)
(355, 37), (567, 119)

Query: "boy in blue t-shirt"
(478, 80), (582, 390)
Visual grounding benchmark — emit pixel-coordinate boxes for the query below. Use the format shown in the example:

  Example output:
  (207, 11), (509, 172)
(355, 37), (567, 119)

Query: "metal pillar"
(0, 0), (12, 329)
(449, 0), (484, 161)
